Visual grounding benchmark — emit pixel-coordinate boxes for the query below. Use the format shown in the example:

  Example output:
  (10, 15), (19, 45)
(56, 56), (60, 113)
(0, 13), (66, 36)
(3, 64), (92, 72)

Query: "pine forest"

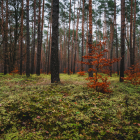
(0, 0), (140, 139)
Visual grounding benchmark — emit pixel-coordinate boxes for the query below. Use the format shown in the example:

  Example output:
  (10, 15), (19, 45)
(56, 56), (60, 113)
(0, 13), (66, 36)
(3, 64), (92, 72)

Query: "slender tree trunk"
(88, 0), (93, 77)
(71, 2), (75, 74)
(64, 24), (66, 72)
(47, 35), (50, 74)
(116, 29), (119, 75)
(130, 0), (133, 67)
(120, 0), (125, 82)
(46, 25), (49, 73)
(77, 0), (81, 72)
(109, 3), (115, 77)
(1, 0), (4, 41)
(40, 0), (45, 72)
(1, 0), (4, 73)
(86, 11), (88, 72)
(36, 0), (41, 75)
(73, 0), (81, 73)
(71, 2), (75, 73)
(109, 21), (114, 77)
(20, 0), (24, 75)
(51, 0), (60, 83)
(47, 21), (51, 74)
(73, 3), (78, 74)
(13, 6), (18, 72)
(4, 0), (8, 75)
(59, 35), (62, 73)
(114, 0), (119, 75)
(9, 20), (12, 73)
(68, 0), (71, 74)
(133, 0), (136, 65)
(26, 0), (30, 77)
(48, 0), (53, 74)
(81, 0), (85, 71)
(31, 0), (36, 74)
(103, 10), (107, 59)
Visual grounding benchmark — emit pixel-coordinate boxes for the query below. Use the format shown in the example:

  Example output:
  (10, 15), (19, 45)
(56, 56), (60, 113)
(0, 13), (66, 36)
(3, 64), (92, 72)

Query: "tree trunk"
(86, 11), (88, 72)
(116, 28), (119, 75)
(51, 0), (60, 83)
(1, 0), (4, 73)
(26, 0), (30, 77)
(133, 0), (136, 65)
(109, 21), (114, 77)
(20, 0), (24, 75)
(71, 1), (75, 74)
(59, 35), (62, 73)
(109, 1), (115, 77)
(120, 0), (125, 82)
(47, 19), (51, 74)
(68, 0), (71, 74)
(31, 0), (36, 74)
(88, 0), (93, 77)
(114, 0), (119, 75)
(130, 0), (133, 67)
(71, 2), (75, 73)
(46, 25), (49, 73)
(4, 0), (8, 75)
(73, 0), (81, 73)
(36, 0), (41, 75)
(103, 10), (107, 59)
(40, 0), (45, 72)
(81, 0), (85, 71)
(64, 24), (66, 72)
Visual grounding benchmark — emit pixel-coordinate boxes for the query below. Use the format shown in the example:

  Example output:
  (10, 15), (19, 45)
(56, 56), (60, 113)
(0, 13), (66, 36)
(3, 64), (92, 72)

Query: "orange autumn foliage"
(79, 41), (120, 93)
(85, 74), (111, 93)
(77, 71), (85, 76)
(9, 67), (19, 75)
(122, 63), (140, 85)
(63, 68), (67, 74)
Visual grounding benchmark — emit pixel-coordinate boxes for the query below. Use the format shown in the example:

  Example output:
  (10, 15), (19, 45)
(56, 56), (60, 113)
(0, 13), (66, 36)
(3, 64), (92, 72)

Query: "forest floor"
(0, 73), (140, 140)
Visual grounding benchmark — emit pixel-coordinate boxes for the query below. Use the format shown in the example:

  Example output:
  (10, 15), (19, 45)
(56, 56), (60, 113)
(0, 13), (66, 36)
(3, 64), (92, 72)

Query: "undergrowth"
(0, 73), (140, 140)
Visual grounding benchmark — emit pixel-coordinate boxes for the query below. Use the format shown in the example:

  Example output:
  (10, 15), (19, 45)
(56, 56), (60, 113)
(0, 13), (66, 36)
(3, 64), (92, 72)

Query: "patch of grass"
(0, 73), (140, 139)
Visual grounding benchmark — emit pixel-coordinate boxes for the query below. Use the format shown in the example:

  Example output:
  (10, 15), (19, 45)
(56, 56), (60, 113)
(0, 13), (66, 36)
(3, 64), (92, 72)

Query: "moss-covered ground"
(0, 73), (140, 140)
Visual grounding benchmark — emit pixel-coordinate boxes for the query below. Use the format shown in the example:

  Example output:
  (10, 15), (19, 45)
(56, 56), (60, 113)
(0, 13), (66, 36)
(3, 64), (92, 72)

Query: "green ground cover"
(0, 73), (140, 140)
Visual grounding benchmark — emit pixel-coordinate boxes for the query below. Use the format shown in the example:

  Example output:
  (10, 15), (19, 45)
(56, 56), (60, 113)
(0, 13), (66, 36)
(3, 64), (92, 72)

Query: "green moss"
(0, 73), (140, 139)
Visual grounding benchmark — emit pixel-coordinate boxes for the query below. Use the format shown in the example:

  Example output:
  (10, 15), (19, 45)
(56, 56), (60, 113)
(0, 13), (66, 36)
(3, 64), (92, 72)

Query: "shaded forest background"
(0, 0), (140, 77)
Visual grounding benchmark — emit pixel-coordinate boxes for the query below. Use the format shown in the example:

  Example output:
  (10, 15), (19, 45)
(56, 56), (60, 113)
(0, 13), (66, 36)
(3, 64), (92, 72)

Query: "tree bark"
(120, 0), (125, 82)
(40, 0), (45, 72)
(130, 0), (133, 67)
(68, 0), (71, 74)
(1, 0), (5, 73)
(133, 0), (136, 65)
(109, 20), (114, 77)
(31, 0), (36, 74)
(36, 0), (41, 75)
(26, 0), (30, 77)
(71, 1), (75, 74)
(114, 0), (119, 75)
(73, 0), (81, 73)
(86, 11), (88, 72)
(81, 0), (85, 71)
(51, 0), (60, 83)
(71, 1), (75, 73)
(4, 0), (8, 75)
(88, 0), (93, 77)
(20, 0), (24, 75)
(46, 25), (49, 73)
